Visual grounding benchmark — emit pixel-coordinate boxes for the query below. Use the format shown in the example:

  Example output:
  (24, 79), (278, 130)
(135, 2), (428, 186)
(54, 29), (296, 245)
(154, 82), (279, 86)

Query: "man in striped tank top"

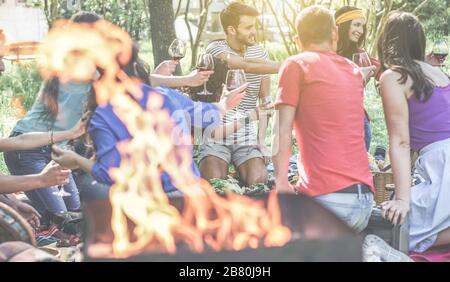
(198, 2), (280, 186)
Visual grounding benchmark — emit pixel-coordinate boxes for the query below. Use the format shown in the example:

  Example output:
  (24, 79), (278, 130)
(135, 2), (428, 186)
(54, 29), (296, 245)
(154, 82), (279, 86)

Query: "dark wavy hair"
(220, 2), (259, 34)
(40, 11), (102, 122)
(80, 42), (151, 158)
(377, 11), (434, 102)
(85, 43), (150, 122)
(335, 6), (367, 60)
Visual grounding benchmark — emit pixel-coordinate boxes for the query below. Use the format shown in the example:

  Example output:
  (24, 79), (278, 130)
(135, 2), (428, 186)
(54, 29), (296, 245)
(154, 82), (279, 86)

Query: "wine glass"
(52, 144), (75, 197)
(353, 52), (373, 84)
(352, 52), (372, 68)
(168, 39), (186, 62)
(196, 53), (215, 95)
(225, 69), (246, 91)
(432, 40), (449, 65)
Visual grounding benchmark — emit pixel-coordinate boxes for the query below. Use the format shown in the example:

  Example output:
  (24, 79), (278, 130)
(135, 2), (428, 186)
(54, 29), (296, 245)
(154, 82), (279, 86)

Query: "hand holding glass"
(52, 144), (74, 197)
(225, 69), (246, 92)
(168, 39), (186, 62)
(432, 40), (449, 65)
(196, 53), (215, 95)
(352, 52), (372, 68)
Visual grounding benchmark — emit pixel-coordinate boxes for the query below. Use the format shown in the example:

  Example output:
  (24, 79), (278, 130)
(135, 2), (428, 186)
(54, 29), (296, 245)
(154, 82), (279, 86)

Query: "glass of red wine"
(168, 39), (186, 62)
(52, 144), (74, 197)
(432, 40), (449, 66)
(196, 53), (214, 95)
(225, 69), (246, 92)
(352, 52), (373, 84)
(352, 52), (372, 68)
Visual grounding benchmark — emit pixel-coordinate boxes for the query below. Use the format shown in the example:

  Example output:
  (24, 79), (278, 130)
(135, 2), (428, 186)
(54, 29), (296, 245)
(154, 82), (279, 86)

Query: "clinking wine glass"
(353, 52), (373, 84)
(168, 39), (187, 62)
(432, 40), (449, 65)
(225, 69), (246, 92)
(52, 144), (74, 197)
(196, 53), (215, 95)
(352, 52), (372, 68)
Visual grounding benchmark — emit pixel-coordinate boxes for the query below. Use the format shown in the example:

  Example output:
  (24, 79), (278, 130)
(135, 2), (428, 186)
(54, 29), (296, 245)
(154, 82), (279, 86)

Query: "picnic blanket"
(410, 246), (450, 262)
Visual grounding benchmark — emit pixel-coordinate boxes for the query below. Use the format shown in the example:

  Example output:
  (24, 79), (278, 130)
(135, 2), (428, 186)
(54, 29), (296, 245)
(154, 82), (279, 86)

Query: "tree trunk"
(147, 0), (177, 68)
(190, 0), (213, 69)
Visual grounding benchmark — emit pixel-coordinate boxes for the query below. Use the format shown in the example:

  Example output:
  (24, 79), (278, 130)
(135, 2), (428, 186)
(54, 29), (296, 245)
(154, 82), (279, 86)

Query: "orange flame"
(40, 20), (292, 258)
(0, 30), (8, 57)
(11, 96), (27, 118)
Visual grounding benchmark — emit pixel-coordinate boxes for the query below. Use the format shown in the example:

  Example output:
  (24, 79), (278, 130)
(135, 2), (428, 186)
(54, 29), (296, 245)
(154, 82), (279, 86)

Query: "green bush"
(0, 62), (42, 174)
(0, 62), (41, 111)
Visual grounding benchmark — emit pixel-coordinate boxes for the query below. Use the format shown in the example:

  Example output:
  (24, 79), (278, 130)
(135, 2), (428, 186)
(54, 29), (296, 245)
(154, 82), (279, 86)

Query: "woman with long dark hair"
(377, 12), (450, 254)
(335, 6), (379, 151)
(4, 11), (102, 226)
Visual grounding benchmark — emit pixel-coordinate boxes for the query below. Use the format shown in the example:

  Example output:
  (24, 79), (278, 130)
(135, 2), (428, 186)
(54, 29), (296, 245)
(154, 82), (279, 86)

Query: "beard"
(236, 32), (256, 47)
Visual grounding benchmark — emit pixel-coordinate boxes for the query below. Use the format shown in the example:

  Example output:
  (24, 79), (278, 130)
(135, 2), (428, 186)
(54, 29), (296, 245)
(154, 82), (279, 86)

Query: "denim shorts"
(198, 143), (264, 167)
(314, 186), (374, 233)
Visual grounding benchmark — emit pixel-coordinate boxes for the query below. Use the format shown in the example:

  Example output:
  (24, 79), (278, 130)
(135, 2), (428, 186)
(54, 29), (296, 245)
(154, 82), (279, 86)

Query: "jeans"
(4, 144), (81, 217)
(73, 171), (182, 201)
(314, 186), (374, 233)
(73, 172), (111, 202)
(364, 116), (372, 152)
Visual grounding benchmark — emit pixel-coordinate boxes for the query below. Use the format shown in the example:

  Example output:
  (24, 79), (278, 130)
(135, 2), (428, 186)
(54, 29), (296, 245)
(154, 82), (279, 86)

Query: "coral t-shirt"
(275, 51), (374, 197)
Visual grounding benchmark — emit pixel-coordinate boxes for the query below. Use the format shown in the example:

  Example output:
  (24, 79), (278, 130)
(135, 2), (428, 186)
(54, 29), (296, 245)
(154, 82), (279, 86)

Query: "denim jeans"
(4, 145), (81, 217)
(73, 171), (182, 201)
(73, 172), (111, 202)
(364, 116), (372, 152)
(314, 186), (374, 233)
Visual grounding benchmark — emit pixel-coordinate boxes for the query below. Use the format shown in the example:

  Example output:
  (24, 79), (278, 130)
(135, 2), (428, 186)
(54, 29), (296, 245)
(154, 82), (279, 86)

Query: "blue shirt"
(14, 82), (91, 134)
(89, 84), (221, 192)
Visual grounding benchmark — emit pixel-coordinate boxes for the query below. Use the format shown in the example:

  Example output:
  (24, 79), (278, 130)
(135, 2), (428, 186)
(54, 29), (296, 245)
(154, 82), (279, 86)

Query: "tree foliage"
(28, 0), (448, 66)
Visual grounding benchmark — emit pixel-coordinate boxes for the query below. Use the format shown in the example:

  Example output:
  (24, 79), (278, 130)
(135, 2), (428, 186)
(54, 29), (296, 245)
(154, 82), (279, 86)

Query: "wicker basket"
(373, 172), (395, 206)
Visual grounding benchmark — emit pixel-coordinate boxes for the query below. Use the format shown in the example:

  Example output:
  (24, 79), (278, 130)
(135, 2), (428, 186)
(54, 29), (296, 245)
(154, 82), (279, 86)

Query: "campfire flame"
(11, 96), (27, 118)
(40, 20), (291, 258)
(0, 29), (8, 56)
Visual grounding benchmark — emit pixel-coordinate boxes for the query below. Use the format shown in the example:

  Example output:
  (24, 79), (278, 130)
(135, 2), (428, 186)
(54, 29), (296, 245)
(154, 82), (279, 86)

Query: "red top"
(275, 51), (374, 197)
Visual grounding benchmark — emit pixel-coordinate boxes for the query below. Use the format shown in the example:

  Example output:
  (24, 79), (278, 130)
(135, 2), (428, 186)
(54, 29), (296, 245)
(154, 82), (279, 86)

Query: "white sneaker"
(363, 234), (413, 262)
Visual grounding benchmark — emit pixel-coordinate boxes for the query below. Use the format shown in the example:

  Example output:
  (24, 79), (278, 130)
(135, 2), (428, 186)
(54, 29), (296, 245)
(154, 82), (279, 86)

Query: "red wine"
(172, 56), (184, 62)
(433, 53), (448, 62)
(197, 66), (211, 72)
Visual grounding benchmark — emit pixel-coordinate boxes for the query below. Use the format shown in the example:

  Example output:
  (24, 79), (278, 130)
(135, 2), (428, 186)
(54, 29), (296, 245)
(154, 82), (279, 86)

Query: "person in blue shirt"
(52, 44), (253, 196)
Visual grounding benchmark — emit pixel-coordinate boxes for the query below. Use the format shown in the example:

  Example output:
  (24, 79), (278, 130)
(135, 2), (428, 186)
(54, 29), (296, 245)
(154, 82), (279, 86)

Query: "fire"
(0, 29), (8, 56)
(40, 20), (291, 258)
(11, 96), (27, 118)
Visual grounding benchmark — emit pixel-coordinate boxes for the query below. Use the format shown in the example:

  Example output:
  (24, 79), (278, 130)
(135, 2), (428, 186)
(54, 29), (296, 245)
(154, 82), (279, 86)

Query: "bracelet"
(50, 131), (54, 145)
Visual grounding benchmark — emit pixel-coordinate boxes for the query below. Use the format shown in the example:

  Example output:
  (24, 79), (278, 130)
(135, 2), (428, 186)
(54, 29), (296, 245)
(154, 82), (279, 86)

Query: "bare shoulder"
(379, 69), (402, 84)
(379, 69), (412, 99)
